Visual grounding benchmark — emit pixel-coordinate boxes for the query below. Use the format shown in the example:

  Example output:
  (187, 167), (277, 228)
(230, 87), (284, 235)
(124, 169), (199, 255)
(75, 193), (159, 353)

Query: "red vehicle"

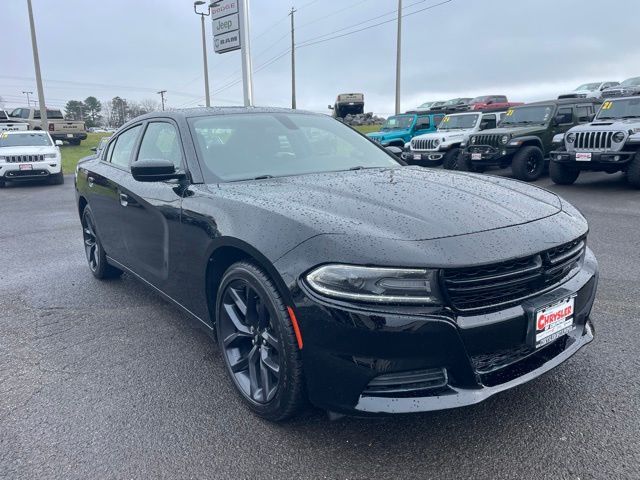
(468, 95), (524, 111)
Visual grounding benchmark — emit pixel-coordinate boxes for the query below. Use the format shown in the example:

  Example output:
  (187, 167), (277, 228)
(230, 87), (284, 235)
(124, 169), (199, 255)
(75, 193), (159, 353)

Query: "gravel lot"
(1, 171), (639, 480)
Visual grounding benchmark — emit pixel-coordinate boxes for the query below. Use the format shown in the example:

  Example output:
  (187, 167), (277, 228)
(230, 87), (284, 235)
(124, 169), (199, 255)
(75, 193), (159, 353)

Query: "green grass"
(61, 132), (112, 174)
(354, 125), (382, 134)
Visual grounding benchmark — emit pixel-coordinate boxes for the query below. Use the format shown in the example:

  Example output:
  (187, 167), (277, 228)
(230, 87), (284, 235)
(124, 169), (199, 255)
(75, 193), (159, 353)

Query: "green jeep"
(459, 98), (599, 181)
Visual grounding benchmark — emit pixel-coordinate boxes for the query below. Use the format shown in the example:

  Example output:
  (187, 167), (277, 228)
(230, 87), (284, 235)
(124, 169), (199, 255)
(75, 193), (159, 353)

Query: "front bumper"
(551, 150), (635, 170)
(294, 249), (598, 415)
(462, 146), (514, 167)
(0, 160), (62, 181)
(401, 151), (444, 166)
(51, 132), (87, 142)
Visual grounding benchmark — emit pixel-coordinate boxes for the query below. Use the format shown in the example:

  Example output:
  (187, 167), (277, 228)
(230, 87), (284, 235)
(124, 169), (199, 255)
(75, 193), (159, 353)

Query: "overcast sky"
(3, 0), (640, 116)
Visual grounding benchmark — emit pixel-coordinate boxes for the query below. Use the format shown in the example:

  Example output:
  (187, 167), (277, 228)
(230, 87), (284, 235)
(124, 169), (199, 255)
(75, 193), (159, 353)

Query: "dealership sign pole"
(211, 0), (254, 107)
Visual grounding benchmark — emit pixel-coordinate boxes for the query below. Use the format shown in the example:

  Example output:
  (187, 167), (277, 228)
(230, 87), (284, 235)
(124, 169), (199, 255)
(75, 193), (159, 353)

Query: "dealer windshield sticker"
(0, 132), (8, 139)
(506, 109), (514, 116)
(443, 116), (450, 123)
(602, 101), (613, 110)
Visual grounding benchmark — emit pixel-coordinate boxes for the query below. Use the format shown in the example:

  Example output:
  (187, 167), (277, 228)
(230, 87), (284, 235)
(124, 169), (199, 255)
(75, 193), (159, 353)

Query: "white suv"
(403, 111), (505, 169)
(0, 131), (64, 186)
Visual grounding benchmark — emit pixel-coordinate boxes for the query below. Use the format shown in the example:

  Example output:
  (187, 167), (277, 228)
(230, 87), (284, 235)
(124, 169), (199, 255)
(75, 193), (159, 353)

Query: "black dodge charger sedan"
(75, 107), (597, 421)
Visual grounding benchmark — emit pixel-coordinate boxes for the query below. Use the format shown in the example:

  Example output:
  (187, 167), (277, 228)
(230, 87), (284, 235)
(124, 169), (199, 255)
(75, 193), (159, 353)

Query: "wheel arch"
(78, 195), (88, 220)
(515, 136), (545, 152)
(205, 238), (295, 327)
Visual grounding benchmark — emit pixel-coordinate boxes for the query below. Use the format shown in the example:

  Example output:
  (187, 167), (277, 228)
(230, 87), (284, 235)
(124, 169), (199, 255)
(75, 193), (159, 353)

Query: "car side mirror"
(55, 140), (63, 146)
(327, 105), (334, 110)
(90, 147), (97, 152)
(131, 158), (185, 182)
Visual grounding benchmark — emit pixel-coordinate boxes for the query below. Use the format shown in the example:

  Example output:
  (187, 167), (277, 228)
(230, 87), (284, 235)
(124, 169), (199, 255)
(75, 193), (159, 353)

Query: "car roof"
(517, 98), (601, 107)
(2, 130), (49, 135)
(133, 106), (319, 122)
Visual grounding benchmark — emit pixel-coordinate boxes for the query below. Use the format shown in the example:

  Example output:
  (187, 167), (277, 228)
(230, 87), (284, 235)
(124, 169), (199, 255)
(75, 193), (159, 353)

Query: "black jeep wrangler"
(458, 98), (600, 181)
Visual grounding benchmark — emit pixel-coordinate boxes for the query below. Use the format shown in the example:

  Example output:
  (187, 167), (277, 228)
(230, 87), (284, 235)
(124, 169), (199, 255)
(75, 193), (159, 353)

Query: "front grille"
(5, 154), (45, 163)
(442, 238), (586, 312)
(472, 134), (501, 147)
(412, 138), (438, 151)
(363, 368), (448, 396)
(472, 345), (533, 374)
(574, 131), (614, 151)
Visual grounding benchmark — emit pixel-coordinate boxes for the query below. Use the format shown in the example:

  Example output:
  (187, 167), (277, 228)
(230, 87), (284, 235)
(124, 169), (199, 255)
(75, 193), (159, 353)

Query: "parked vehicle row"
(366, 111), (446, 147)
(8, 107), (86, 145)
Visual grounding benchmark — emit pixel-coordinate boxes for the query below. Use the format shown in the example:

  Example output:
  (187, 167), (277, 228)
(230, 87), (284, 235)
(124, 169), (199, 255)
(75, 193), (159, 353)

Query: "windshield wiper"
(253, 174), (274, 180)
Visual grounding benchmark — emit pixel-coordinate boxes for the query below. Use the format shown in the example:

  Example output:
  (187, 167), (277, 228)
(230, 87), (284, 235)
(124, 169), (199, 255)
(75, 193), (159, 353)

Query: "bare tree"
(140, 98), (160, 113)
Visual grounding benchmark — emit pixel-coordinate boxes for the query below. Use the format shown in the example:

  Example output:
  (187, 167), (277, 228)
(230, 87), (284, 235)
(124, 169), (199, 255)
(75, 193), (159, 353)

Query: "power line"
(297, 0), (452, 49)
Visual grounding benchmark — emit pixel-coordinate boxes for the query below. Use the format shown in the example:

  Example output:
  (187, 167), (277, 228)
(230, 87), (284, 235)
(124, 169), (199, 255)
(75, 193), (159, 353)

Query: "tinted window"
(110, 125), (141, 169)
(33, 109), (65, 120)
(576, 106), (592, 123)
(137, 122), (182, 169)
(480, 114), (496, 130)
(556, 107), (573, 124)
(190, 113), (399, 182)
(21, 109), (30, 119)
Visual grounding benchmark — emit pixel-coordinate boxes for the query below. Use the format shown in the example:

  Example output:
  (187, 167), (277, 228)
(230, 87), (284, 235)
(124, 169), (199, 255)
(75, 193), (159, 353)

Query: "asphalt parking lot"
(1, 171), (639, 480)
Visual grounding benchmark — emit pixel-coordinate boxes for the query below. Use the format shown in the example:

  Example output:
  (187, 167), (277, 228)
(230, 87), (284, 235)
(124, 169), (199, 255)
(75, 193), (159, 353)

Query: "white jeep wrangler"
(402, 110), (505, 169)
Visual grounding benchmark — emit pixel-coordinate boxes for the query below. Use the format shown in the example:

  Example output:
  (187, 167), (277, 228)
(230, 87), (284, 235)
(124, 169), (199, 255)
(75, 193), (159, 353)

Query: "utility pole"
(26, 0), (47, 130)
(238, 0), (254, 106)
(157, 90), (167, 111)
(395, 0), (402, 115)
(22, 90), (33, 106)
(193, 1), (211, 107)
(290, 7), (297, 109)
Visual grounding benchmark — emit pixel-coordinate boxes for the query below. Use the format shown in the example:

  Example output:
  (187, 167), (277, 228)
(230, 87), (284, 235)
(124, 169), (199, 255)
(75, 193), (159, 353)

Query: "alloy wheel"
(526, 153), (539, 174)
(219, 280), (281, 404)
(82, 214), (99, 272)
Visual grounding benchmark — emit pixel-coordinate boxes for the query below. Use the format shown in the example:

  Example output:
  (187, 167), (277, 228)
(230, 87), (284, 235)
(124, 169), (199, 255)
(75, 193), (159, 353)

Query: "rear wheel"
(627, 152), (640, 189)
(81, 206), (123, 279)
(216, 261), (305, 422)
(442, 147), (460, 170)
(550, 161), (580, 185)
(512, 146), (545, 181)
(69, 139), (81, 146)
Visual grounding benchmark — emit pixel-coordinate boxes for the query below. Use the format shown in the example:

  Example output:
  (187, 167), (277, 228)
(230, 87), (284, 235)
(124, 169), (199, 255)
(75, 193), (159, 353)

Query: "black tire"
(456, 154), (484, 173)
(512, 146), (545, 182)
(550, 161), (580, 185)
(49, 171), (65, 185)
(216, 261), (305, 422)
(81, 206), (123, 279)
(442, 147), (460, 170)
(69, 139), (81, 146)
(627, 152), (640, 189)
(0, 179), (5, 188)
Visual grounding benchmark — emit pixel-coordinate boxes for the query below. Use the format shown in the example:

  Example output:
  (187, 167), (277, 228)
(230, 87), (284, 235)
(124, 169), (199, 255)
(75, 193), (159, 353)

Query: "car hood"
(476, 126), (544, 136)
(584, 118), (640, 129)
(212, 167), (562, 242)
(367, 130), (408, 141)
(414, 129), (471, 142)
(0, 146), (58, 155)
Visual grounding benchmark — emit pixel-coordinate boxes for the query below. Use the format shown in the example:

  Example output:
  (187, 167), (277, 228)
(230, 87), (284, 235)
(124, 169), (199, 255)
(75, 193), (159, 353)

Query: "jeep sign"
(211, 0), (241, 54)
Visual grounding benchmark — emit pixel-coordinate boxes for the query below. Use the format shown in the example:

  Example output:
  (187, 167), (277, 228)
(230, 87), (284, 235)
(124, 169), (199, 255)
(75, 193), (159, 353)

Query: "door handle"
(119, 193), (129, 207)
(87, 176), (95, 187)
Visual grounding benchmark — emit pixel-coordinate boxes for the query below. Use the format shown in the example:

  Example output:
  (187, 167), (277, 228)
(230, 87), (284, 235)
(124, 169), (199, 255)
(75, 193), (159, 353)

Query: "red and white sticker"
(535, 296), (575, 348)
(19, 164), (33, 171)
(576, 152), (592, 161)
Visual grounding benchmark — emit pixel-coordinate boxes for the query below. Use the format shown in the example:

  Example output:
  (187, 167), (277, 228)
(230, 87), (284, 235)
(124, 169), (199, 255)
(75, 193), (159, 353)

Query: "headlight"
(612, 131), (625, 143)
(471, 136), (477, 144)
(305, 264), (442, 305)
(434, 139), (440, 147)
(566, 133), (576, 143)
(44, 153), (58, 159)
(500, 135), (509, 145)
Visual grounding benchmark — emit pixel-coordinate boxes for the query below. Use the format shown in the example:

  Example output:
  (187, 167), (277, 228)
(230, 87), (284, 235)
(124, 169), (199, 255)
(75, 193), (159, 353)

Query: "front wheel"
(512, 146), (545, 182)
(627, 152), (640, 189)
(550, 161), (580, 185)
(49, 171), (64, 185)
(442, 147), (460, 170)
(81, 206), (123, 279)
(216, 261), (305, 422)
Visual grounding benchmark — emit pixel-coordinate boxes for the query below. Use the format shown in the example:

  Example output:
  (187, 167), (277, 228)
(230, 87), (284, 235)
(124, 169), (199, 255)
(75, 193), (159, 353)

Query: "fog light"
(557, 155), (562, 160)
(502, 150), (506, 155)
(614, 155), (620, 161)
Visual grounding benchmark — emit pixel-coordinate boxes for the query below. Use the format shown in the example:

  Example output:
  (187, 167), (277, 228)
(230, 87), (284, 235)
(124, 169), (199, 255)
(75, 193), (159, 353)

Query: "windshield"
(500, 105), (554, 126)
(381, 115), (414, 131)
(470, 96), (491, 103)
(189, 113), (400, 182)
(0, 132), (52, 147)
(621, 77), (640, 87)
(438, 114), (479, 130)
(0, 111), (8, 120)
(597, 98), (640, 120)
(575, 83), (600, 91)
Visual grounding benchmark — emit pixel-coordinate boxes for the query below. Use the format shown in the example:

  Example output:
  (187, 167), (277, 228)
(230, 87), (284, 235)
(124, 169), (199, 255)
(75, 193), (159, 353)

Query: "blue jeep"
(366, 112), (445, 147)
